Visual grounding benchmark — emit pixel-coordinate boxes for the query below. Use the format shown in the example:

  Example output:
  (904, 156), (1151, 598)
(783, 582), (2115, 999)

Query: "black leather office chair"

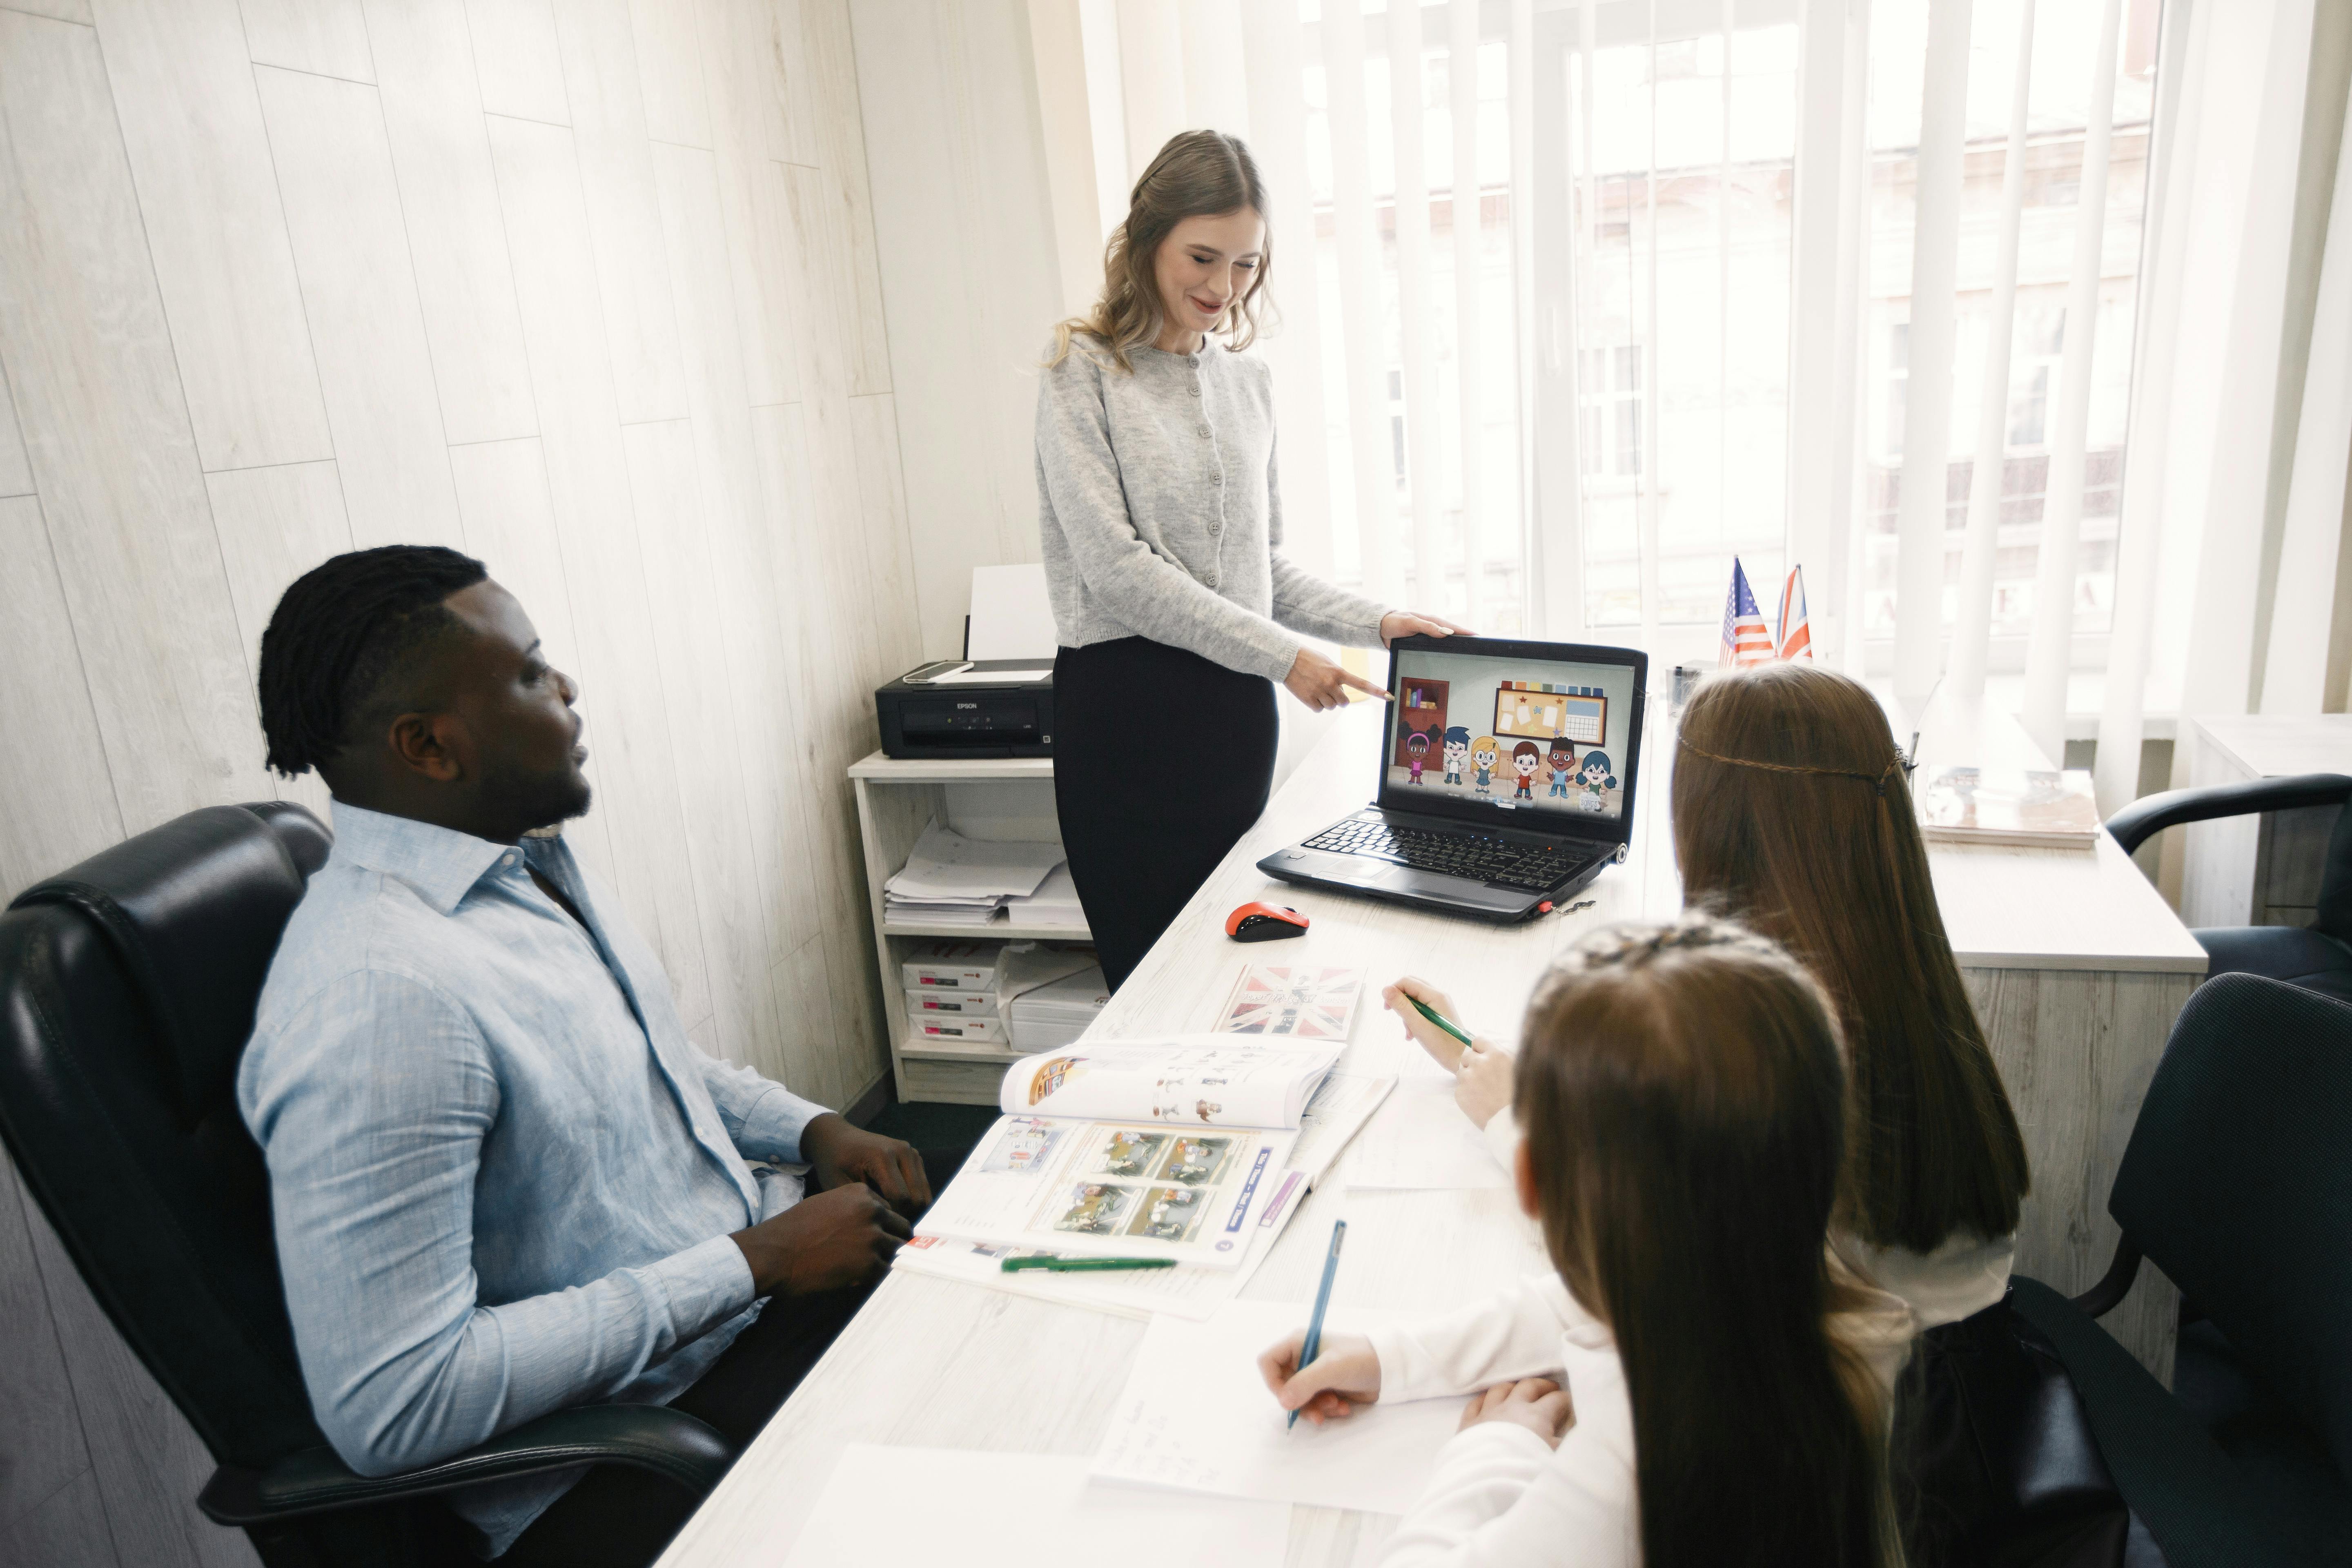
(0, 804), (731, 1568)
(2105, 772), (2352, 1004)
(2010, 972), (2352, 1566)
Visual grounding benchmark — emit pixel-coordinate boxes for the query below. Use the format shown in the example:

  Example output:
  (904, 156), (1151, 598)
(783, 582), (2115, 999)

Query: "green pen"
(1000, 1254), (1178, 1273)
(1407, 993), (1475, 1049)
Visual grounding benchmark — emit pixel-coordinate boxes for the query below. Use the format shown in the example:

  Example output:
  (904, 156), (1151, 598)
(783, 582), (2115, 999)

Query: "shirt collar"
(328, 800), (516, 916)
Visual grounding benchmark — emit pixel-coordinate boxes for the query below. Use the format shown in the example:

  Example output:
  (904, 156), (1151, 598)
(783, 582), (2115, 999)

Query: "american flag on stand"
(1777, 566), (1813, 661)
(1719, 558), (1774, 668)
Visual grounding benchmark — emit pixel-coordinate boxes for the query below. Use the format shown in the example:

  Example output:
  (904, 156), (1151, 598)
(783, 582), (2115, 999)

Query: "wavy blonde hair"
(1047, 130), (1272, 374)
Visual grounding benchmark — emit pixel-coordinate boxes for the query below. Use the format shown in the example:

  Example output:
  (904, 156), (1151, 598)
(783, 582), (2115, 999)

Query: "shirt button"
(501, 853), (518, 869)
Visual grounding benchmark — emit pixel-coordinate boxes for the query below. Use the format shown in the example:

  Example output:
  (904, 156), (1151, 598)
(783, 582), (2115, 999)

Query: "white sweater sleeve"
(1367, 1276), (1579, 1402)
(1380, 1422), (1640, 1568)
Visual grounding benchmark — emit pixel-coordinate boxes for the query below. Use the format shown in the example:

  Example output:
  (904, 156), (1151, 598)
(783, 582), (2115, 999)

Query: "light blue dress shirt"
(240, 803), (828, 1555)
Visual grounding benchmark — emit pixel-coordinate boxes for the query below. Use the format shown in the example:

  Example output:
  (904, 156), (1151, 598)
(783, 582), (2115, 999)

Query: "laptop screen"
(1376, 637), (1646, 839)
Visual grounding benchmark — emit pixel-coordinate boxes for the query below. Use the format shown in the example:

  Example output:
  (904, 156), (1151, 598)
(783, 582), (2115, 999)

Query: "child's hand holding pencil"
(1258, 1329), (1381, 1428)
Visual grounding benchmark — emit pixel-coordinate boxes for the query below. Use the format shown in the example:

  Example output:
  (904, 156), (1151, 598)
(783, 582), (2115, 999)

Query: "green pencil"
(1407, 993), (1475, 1049)
(1000, 1254), (1178, 1273)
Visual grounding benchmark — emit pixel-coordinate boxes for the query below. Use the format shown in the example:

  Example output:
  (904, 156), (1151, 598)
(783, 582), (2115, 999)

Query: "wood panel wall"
(0, 2), (916, 1563)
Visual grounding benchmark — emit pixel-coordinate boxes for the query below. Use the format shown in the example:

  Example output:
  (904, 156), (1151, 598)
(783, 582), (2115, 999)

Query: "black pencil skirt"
(1054, 637), (1280, 992)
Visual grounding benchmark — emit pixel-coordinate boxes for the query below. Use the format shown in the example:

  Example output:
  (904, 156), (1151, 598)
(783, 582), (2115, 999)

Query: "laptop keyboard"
(1300, 819), (1591, 892)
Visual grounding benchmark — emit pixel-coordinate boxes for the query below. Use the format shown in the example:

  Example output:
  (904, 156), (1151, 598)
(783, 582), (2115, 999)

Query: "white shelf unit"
(849, 750), (1092, 1105)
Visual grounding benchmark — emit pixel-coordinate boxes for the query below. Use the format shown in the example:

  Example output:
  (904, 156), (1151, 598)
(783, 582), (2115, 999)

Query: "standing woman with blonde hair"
(1037, 130), (1466, 989)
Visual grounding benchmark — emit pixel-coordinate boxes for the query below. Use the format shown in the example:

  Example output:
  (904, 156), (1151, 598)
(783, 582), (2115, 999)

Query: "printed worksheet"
(1091, 1300), (1463, 1514)
(1007, 1036), (1340, 1129)
(780, 1446), (1290, 1568)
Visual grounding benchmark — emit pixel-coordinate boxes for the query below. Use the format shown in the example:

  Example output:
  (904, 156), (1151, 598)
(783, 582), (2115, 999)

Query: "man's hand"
(729, 1184), (911, 1297)
(1283, 646), (1390, 712)
(800, 1113), (931, 1219)
(1459, 1378), (1572, 1448)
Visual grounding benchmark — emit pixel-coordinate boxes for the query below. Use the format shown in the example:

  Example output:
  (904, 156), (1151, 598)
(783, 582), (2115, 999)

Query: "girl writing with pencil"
(1261, 918), (1913, 1567)
(1385, 662), (2036, 1563)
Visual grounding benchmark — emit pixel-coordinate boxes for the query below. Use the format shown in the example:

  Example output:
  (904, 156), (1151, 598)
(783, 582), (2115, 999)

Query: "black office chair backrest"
(2319, 795), (2352, 943)
(2109, 972), (2352, 1481)
(0, 803), (333, 1472)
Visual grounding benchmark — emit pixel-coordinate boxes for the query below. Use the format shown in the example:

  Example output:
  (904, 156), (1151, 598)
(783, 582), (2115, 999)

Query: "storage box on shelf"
(850, 751), (1094, 1104)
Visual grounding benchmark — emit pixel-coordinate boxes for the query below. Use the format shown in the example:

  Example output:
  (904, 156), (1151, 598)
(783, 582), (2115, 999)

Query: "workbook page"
(1001, 1037), (1340, 1129)
(918, 1115), (1298, 1268)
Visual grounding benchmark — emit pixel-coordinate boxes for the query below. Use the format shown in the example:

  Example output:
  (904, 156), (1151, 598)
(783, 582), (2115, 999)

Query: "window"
(1579, 345), (1644, 479)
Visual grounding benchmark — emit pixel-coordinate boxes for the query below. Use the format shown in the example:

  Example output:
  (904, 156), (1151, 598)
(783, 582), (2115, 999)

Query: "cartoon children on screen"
(1547, 739), (1577, 798)
(1577, 751), (1618, 814)
(1405, 730), (1430, 784)
(1510, 741), (1541, 800)
(1470, 736), (1499, 796)
(1441, 725), (1469, 785)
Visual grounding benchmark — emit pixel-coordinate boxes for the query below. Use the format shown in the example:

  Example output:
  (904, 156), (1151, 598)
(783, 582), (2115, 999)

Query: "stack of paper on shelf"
(1005, 965), (1111, 1051)
(1002, 862), (1086, 929)
(883, 821), (1064, 925)
(904, 942), (1097, 1049)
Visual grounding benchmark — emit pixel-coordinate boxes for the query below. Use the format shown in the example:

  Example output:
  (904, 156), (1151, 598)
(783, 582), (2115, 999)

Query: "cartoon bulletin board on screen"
(1387, 653), (1634, 821)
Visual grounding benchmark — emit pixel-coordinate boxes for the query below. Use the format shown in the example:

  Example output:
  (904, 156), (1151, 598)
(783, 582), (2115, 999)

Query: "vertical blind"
(1083, 0), (2164, 730)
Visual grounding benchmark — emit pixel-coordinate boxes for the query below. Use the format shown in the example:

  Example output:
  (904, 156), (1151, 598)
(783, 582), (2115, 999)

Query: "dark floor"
(862, 1096), (997, 1154)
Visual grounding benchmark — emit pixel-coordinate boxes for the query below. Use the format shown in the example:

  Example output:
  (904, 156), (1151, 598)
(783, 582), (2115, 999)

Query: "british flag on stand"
(1777, 565), (1813, 661)
(1719, 558), (1775, 668)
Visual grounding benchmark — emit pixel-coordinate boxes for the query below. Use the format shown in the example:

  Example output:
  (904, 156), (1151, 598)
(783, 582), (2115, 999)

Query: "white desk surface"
(657, 696), (2204, 1568)
(2187, 713), (2352, 780)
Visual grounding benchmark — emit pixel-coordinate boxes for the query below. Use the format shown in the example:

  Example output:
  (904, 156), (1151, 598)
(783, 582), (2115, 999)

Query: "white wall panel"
(0, 498), (122, 895)
(0, 14), (274, 831)
(467, 0), (570, 122)
(255, 65), (466, 549)
(552, 0), (690, 423)
(694, 0), (801, 406)
(487, 112), (715, 1034)
(90, 0), (333, 472)
(238, 0), (373, 80)
(364, 0), (541, 444)
(626, 0), (708, 146)
(0, 364), (32, 496)
(203, 460), (353, 675)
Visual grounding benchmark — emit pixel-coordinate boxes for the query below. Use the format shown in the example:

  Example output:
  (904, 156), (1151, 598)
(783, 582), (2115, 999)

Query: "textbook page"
(918, 1115), (1298, 1267)
(1091, 1300), (1462, 1514)
(894, 1174), (1304, 1321)
(781, 1446), (1288, 1568)
(1002, 1037), (1340, 1129)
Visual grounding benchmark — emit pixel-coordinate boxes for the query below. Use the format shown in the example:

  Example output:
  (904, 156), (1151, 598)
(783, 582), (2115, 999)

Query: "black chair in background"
(2010, 972), (2352, 1567)
(2104, 772), (2352, 1004)
(0, 804), (731, 1568)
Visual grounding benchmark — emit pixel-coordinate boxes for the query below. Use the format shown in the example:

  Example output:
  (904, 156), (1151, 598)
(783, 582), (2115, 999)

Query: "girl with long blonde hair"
(1036, 129), (1466, 989)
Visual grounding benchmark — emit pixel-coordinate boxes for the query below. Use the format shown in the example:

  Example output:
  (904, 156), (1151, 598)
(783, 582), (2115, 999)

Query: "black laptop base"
(1258, 806), (1614, 923)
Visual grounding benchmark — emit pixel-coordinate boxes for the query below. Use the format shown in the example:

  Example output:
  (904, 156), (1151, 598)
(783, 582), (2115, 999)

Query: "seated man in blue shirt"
(242, 546), (940, 1566)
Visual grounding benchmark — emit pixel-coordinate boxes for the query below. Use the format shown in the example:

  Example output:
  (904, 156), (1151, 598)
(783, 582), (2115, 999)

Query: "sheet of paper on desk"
(1344, 1071), (1510, 1191)
(1092, 1300), (1461, 1515)
(779, 1444), (1289, 1567)
(1289, 1070), (1396, 1189)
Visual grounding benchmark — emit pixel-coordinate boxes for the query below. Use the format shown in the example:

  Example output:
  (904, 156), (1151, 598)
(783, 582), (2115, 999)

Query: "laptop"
(1258, 634), (1648, 922)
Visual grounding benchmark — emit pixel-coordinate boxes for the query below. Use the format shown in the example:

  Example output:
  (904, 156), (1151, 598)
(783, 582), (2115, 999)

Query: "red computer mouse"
(1226, 902), (1310, 942)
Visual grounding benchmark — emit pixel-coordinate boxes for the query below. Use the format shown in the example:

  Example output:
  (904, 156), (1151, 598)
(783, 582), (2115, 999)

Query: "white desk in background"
(656, 696), (2201, 1568)
(2179, 714), (2352, 930)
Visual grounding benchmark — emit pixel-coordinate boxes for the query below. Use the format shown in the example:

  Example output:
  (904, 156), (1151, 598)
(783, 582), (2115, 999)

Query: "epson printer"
(875, 659), (1054, 758)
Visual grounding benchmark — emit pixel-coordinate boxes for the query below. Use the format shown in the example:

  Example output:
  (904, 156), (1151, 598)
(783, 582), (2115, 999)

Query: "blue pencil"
(1289, 1219), (1349, 1430)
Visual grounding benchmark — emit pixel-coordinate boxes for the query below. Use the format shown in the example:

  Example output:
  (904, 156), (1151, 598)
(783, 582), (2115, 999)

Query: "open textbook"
(899, 1071), (1396, 1317)
(915, 1038), (1350, 1269)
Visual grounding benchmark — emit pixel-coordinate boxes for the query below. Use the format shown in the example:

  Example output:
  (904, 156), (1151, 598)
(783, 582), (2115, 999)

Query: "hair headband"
(1676, 735), (1908, 797)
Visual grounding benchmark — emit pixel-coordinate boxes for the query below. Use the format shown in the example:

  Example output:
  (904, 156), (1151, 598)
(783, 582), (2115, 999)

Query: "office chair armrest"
(2104, 772), (2352, 856)
(2070, 1237), (2143, 1319)
(196, 1403), (733, 1527)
